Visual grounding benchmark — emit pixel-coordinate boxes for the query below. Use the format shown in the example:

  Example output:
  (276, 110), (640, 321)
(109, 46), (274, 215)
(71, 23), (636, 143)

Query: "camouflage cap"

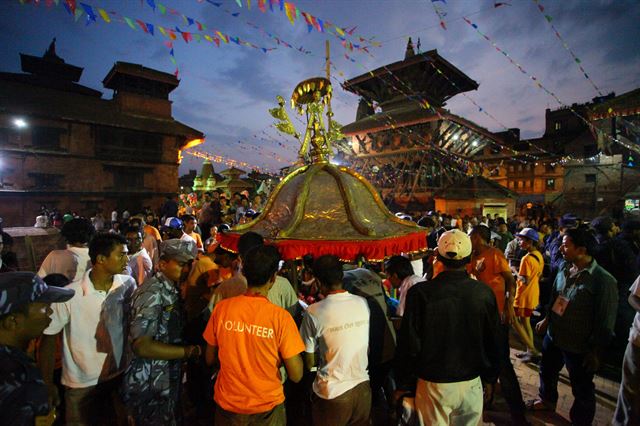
(0, 272), (75, 315)
(160, 239), (196, 263)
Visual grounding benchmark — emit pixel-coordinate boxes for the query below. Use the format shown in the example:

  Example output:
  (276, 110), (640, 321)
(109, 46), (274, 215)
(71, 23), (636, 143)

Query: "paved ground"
(483, 348), (619, 425)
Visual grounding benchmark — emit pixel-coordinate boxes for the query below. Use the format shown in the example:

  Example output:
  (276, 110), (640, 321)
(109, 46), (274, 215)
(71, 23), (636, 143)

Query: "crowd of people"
(1, 199), (639, 426)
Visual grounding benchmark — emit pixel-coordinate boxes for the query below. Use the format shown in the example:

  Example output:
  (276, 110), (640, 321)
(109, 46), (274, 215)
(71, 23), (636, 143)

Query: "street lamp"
(13, 118), (27, 129)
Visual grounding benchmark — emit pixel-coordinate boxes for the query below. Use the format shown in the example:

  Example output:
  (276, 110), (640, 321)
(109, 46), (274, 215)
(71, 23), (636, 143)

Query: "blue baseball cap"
(0, 272), (75, 315)
(516, 227), (539, 242)
(162, 217), (183, 230)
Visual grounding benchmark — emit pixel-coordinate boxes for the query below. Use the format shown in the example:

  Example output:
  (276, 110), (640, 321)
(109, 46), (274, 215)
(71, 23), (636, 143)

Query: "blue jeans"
(538, 334), (596, 426)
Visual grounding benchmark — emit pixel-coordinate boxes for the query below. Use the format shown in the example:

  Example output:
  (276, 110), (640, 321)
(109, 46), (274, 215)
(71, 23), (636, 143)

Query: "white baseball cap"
(437, 229), (472, 260)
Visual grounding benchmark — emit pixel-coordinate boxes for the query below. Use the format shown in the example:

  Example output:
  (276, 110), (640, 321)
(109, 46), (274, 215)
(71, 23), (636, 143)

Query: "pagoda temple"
(341, 39), (503, 208)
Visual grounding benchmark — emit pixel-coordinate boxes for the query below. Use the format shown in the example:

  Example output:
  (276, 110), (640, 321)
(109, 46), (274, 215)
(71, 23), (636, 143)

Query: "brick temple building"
(0, 40), (203, 226)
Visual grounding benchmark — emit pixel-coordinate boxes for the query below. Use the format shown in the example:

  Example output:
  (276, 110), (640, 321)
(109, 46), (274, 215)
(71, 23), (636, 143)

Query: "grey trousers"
(614, 341), (640, 426)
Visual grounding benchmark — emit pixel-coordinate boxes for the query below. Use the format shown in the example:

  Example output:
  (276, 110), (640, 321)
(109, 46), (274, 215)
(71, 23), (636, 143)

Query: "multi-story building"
(0, 41), (203, 226)
(477, 90), (640, 218)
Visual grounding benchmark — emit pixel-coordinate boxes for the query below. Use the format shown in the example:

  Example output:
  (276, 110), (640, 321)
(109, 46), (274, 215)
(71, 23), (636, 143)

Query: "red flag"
(135, 19), (149, 33)
(181, 32), (193, 43)
(65, 0), (76, 14)
(258, 0), (266, 12)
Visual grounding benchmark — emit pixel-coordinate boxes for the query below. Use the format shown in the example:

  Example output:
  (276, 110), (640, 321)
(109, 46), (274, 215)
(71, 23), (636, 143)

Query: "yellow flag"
(98, 9), (110, 23)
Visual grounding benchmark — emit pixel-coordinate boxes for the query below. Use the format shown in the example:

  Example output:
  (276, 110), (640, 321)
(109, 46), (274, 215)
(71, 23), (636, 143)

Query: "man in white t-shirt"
(38, 218), (95, 282)
(614, 275), (640, 425)
(301, 255), (371, 426)
(38, 233), (135, 426)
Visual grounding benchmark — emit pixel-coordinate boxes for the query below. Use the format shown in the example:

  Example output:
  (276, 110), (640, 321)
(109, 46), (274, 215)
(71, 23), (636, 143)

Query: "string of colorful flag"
(462, 15), (640, 155)
(218, 0), (381, 52)
(532, 0), (604, 97)
(20, 0), (277, 53)
(428, 0), (448, 30)
(199, 1), (312, 54)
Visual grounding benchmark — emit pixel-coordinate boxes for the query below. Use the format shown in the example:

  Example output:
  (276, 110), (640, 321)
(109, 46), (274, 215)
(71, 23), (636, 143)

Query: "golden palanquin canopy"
(219, 77), (427, 261)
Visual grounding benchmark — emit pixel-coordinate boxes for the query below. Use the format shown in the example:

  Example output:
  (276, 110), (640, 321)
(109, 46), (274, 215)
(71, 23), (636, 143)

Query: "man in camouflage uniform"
(0, 272), (74, 425)
(123, 239), (201, 425)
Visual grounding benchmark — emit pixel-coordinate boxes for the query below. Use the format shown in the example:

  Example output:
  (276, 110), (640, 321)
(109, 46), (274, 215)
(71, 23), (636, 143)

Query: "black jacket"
(395, 270), (501, 387)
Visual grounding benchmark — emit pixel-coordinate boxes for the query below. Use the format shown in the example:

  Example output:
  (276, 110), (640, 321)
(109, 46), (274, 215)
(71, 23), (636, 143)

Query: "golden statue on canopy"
(270, 77), (344, 164)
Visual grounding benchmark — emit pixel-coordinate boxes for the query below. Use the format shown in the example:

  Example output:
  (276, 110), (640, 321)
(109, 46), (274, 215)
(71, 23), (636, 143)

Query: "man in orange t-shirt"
(203, 245), (304, 424)
(468, 226), (529, 425)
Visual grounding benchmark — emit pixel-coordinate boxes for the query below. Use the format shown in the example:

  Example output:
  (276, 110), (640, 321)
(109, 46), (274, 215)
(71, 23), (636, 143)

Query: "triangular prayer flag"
(164, 41), (173, 48)
(216, 31), (228, 43)
(279, 0), (284, 11)
(187, 17), (194, 26)
(335, 26), (345, 36)
(64, 0), (76, 15)
(169, 55), (177, 65)
(235, 0), (242, 6)
(346, 26), (357, 35)
(284, 1), (296, 22)
(146, 0), (156, 11)
(158, 3), (166, 14)
(197, 21), (204, 31)
(146, 23), (154, 35)
(124, 17), (137, 30)
(545, 14), (552, 22)
(258, 0), (266, 12)
(204, 34), (212, 42)
(181, 32), (193, 43)
(136, 19), (149, 33)
(159, 26), (167, 36)
(174, 68), (179, 78)
(168, 30), (177, 40)
(98, 8), (110, 23)
(247, 0), (251, 10)
(213, 37), (220, 47)
(74, 7), (83, 21)
(79, 3), (96, 22)
(193, 34), (201, 42)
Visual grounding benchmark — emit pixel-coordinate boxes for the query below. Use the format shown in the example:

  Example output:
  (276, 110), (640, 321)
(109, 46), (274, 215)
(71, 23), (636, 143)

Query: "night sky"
(1, 0), (638, 174)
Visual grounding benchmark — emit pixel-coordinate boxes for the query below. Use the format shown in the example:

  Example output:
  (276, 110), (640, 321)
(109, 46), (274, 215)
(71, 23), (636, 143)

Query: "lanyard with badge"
(551, 267), (583, 316)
